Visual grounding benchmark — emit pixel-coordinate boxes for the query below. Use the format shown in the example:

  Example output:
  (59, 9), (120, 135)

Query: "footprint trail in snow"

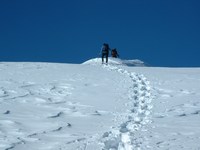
(101, 64), (153, 150)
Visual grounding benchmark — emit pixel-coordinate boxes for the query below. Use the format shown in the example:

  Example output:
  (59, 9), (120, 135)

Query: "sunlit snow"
(0, 59), (200, 150)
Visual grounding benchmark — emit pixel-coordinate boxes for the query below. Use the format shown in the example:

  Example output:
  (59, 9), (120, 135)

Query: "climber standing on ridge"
(100, 43), (110, 64)
(111, 48), (119, 58)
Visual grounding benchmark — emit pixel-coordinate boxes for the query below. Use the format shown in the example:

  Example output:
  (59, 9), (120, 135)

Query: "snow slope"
(0, 59), (200, 150)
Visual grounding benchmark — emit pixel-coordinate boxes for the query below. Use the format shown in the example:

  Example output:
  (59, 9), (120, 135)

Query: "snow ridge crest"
(83, 58), (147, 67)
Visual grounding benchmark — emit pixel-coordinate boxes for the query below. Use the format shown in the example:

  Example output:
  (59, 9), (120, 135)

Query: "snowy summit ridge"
(83, 58), (147, 67)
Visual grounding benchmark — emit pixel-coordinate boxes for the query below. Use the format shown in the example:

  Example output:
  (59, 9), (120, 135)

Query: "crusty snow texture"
(0, 61), (153, 150)
(3, 59), (200, 150)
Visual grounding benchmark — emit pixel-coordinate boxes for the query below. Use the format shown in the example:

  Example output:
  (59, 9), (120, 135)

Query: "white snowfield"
(0, 58), (200, 150)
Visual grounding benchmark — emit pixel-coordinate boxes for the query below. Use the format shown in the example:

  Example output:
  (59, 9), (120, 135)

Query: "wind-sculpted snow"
(1, 62), (141, 150)
(100, 64), (153, 150)
(1, 62), (200, 150)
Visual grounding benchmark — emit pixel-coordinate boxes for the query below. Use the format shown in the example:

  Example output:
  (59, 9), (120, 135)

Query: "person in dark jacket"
(111, 48), (119, 58)
(101, 43), (110, 64)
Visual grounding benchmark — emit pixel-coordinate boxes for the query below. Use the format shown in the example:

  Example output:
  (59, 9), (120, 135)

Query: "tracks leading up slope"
(101, 64), (153, 150)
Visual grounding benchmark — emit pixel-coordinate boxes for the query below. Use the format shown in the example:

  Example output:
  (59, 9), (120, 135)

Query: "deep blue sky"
(0, 0), (200, 67)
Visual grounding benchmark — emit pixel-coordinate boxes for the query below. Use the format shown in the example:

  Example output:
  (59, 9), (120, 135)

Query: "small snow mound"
(82, 58), (147, 67)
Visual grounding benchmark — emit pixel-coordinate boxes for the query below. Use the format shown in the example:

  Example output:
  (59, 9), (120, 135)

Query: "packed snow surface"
(0, 58), (200, 150)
